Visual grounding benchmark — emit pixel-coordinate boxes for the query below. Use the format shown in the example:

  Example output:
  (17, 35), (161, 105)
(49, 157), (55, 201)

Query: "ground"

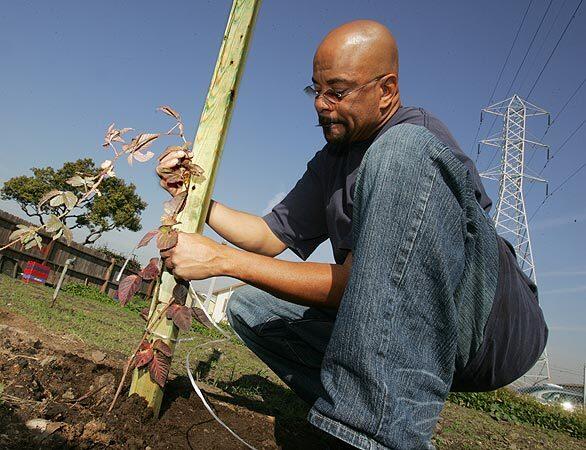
(0, 275), (584, 449)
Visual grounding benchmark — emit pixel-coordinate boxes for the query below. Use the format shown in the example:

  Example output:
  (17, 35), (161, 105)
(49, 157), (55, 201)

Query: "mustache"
(316, 116), (345, 127)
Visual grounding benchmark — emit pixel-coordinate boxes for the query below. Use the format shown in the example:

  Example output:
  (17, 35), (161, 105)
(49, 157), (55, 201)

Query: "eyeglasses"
(303, 74), (387, 104)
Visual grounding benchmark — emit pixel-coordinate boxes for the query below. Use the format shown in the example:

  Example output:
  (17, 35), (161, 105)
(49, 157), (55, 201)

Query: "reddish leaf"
(103, 123), (133, 147)
(117, 274), (142, 306)
(160, 215), (179, 227)
(172, 282), (189, 305)
(166, 304), (192, 331)
(153, 339), (173, 357)
(148, 351), (171, 387)
(191, 307), (213, 329)
(131, 133), (159, 153)
(156, 227), (178, 250)
(132, 150), (155, 163)
(157, 105), (181, 120)
(137, 229), (159, 248)
(184, 162), (205, 177)
(158, 145), (183, 162)
(139, 258), (160, 280)
(133, 341), (154, 368)
(162, 191), (188, 217)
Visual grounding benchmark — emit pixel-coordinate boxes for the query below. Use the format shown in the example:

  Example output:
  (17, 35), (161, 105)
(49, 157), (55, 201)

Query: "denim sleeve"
(309, 124), (472, 449)
(262, 155), (328, 260)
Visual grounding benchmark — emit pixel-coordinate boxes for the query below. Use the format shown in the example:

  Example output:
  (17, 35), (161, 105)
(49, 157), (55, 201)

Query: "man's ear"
(379, 73), (398, 109)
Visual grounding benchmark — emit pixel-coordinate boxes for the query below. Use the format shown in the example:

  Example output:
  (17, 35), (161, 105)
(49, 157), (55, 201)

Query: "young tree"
(1, 158), (146, 244)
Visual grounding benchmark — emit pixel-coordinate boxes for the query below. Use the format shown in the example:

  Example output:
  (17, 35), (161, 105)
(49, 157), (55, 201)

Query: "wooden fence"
(0, 209), (153, 299)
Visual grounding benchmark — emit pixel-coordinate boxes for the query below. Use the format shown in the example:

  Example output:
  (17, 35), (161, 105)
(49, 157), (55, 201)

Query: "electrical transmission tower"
(479, 94), (551, 386)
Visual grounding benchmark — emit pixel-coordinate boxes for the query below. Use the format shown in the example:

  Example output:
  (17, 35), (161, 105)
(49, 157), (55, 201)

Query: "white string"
(185, 350), (257, 450)
(189, 286), (232, 340)
(183, 285), (257, 450)
(137, 284), (255, 448)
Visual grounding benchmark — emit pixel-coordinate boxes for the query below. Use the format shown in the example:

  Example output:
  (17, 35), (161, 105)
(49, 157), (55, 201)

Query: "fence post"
(100, 257), (116, 293)
(51, 257), (76, 308)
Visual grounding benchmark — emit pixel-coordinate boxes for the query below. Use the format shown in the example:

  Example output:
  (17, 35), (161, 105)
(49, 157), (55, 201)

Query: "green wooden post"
(128, 0), (261, 417)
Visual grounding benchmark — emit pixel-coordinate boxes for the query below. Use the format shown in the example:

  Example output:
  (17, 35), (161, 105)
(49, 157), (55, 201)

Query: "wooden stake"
(100, 257), (116, 294)
(128, 0), (261, 417)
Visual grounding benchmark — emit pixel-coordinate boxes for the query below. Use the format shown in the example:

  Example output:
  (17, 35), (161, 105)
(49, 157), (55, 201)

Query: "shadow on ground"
(160, 349), (351, 449)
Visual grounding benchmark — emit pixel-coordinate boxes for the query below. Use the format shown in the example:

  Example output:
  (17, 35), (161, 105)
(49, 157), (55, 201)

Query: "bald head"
(314, 20), (399, 81)
(311, 20), (401, 145)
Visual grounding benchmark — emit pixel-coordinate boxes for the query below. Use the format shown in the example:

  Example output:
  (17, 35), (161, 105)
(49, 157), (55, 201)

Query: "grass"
(0, 275), (301, 418)
(1, 274), (585, 448)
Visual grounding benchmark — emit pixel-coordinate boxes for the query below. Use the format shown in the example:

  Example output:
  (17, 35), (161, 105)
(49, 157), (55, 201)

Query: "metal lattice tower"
(479, 94), (551, 386)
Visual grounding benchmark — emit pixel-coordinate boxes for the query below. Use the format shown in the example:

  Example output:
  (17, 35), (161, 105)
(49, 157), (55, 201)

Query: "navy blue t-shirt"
(262, 106), (547, 391)
(263, 106), (492, 264)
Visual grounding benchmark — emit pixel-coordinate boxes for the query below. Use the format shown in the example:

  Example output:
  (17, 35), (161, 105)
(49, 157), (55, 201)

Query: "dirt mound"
(0, 324), (335, 449)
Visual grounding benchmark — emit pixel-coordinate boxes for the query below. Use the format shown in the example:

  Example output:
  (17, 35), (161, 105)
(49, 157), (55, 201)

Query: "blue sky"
(0, 0), (584, 382)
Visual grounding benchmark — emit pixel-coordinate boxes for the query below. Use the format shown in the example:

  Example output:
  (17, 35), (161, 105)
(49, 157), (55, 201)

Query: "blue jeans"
(227, 124), (500, 449)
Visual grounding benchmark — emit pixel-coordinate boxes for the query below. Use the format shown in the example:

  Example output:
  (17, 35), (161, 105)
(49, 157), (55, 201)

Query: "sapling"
(0, 104), (210, 401)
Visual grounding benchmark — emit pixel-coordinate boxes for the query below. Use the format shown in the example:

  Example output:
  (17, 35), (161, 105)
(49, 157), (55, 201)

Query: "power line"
(529, 117), (586, 184)
(550, 76), (586, 125)
(504, 0), (554, 98)
(489, 0), (534, 104)
(525, 74), (586, 168)
(527, 0), (584, 98)
(545, 118), (585, 163)
(529, 161), (586, 222)
(472, 0), (534, 162)
(518, 0), (570, 93)
(481, 0), (554, 170)
(550, 366), (582, 376)
(526, 116), (586, 198)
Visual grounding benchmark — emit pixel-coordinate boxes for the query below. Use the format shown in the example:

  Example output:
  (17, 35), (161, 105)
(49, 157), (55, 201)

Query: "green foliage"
(191, 320), (241, 345)
(448, 389), (586, 439)
(61, 282), (148, 315)
(1, 158), (147, 245)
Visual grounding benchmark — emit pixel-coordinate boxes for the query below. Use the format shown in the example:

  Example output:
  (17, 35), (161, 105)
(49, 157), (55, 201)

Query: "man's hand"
(160, 232), (227, 280)
(156, 148), (194, 196)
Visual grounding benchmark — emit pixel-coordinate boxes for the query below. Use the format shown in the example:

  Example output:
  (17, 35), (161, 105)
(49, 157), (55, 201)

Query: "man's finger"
(161, 149), (186, 161)
(156, 159), (181, 175)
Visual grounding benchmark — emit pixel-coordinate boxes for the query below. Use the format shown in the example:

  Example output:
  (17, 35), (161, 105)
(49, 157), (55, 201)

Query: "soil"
(1, 306), (584, 450)
(0, 310), (339, 449)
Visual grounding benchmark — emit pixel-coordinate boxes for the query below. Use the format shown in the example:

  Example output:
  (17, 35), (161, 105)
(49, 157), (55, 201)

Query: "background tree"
(1, 158), (147, 244)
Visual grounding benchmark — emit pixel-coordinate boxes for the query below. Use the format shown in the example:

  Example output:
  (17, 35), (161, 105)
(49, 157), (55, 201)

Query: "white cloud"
(262, 191), (286, 216)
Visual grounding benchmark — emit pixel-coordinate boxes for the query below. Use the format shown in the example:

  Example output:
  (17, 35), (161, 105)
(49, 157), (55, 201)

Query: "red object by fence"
(21, 261), (51, 284)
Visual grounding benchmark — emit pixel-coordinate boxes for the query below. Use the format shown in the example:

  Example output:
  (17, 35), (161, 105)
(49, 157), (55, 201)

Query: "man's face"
(312, 56), (383, 145)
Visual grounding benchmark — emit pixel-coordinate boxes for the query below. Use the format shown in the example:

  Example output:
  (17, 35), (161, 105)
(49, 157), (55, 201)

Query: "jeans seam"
(308, 409), (383, 450)
(394, 168), (438, 287)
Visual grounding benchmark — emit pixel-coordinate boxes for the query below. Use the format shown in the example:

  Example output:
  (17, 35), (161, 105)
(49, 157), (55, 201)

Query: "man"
(157, 20), (547, 450)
